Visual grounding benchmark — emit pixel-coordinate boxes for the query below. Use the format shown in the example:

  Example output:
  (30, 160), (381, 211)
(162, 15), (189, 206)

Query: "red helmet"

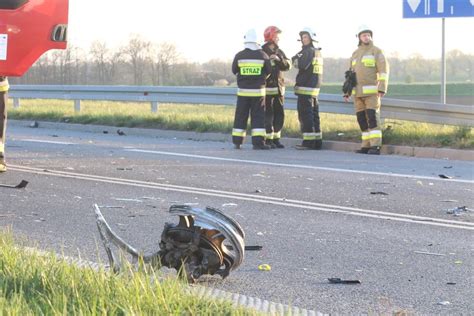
(264, 26), (281, 43)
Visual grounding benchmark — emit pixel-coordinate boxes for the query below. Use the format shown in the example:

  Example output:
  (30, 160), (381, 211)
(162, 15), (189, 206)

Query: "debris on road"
(443, 166), (453, 169)
(222, 203), (238, 207)
(0, 180), (29, 189)
(446, 206), (470, 216)
(103, 130), (109, 134)
(370, 191), (389, 195)
(439, 199), (458, 203)
(94, 204), (245, 283)
(328, 278), (361, 284)
(256, 232), (264, 236)
(446, 282), (456, 285)
(438, 174), (453, 179)
(112, 198), (143, 203)
(99, 205), (125, 209)
(414, 250), (446, 257)
(258, 264), (271, 271)
(255, 189), (262, 193)
(29, 121), (39, 128)
(116, 129), (126, 136)
(454, 260), (463, 265)
(437, 301), (451, 306)
(0, 213), (14, 218)
(116, 167), (133, 171)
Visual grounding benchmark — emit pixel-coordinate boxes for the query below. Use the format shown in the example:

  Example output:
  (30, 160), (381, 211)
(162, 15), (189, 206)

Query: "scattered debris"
(414, 251), (446, 257)
(112, 198), (143, 203)
(337, 133), (345, 136)
(256, 232), (264, 236)
(258, 264), (271, 271)
(117, 129), (126, 136)
(116, 167), (133, 171)
(222, 203), (238, 207)
(51, 134), (59, 138)
(370, 191), (389, 195)
(443, 166), (453, 169)
(454, 260), (463, 265)
(103, 131), (109, 134)
(255, 189), (262, 193)
(437, 301), (451, 306)
(446, 282), (456, 285)
(328, 278), (361, 284)
(0, 180), (29, 189)
(446, 206), (470, 216)
(440, 199), (458, 203)
(252, 174), (265, 177)
(438, 174), (453, 179)
(0, 214), (14, 218)
(416, 181), (423, 186)
(29, 121), (39, 128)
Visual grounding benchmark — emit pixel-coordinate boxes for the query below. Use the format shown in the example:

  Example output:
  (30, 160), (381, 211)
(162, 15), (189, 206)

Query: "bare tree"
(151, 42), (180, 85)
(122, 34), (152, 85)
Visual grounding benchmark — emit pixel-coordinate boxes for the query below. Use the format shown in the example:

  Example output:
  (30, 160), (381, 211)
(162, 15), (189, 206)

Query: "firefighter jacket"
(232, 49), (272, 97)
(292, 44), (323, 97)
(350, 41), (389, 97)
(0, 77), (9, 92)
(262, 42), (291, 96)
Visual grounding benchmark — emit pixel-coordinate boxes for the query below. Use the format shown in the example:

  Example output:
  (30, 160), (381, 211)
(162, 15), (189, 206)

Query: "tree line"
(9, 35), (473, 86)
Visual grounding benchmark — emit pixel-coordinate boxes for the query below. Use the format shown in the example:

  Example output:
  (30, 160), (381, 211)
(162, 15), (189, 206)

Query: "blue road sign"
(403, 0), (474, 18)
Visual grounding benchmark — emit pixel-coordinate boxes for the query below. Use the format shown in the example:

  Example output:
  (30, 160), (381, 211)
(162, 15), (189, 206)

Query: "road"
(1, 124), (473, 314)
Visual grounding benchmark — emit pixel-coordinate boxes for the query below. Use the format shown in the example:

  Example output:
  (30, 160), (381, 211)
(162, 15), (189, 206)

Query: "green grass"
(0, 230), (256, 315)
(7, 99), (474, 149)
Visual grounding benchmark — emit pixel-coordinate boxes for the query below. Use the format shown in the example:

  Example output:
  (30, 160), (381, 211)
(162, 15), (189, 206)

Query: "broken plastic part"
(93, 203), (245, 282)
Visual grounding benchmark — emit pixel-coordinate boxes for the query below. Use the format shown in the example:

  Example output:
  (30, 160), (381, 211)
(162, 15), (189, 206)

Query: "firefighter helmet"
(244, 29), (258, 44)
(299, 27), (318, 42)
(264, 26), (281, 43)
(356, 25), (373, 38)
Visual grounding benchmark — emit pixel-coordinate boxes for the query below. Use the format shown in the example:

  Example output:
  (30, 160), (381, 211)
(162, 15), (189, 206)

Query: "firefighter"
(344, 25), (389, 155)
(291, 27), (323, 150)
(232, 29), (272, 150)
(0, 76), (8, 172)
(262, 26), (291, 149)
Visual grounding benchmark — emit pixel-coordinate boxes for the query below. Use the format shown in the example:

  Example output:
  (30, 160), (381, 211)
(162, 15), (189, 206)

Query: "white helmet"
(299, 27), (318, 42)
(244, 29), (258, 44)
(356, 25), (373, 38)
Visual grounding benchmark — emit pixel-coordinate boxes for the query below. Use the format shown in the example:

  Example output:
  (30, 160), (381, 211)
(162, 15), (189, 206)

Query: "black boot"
(355, 147), (370, 154)
(367, 146), (381, 155)
(273, 139), (285, 148)
(314, 139), (322, 150)
(265, 139), (276, 149)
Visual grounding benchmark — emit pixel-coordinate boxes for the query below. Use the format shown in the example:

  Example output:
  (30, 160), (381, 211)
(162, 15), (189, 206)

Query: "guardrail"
(8, 85), (474, 126)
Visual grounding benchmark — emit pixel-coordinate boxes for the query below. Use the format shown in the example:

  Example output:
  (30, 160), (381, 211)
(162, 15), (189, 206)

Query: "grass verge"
(7, 99), (474, 149)
(0, 230), (255, 315)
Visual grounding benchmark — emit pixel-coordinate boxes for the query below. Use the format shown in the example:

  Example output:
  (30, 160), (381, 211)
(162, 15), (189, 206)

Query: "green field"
(320, 82), (474, 96)
(0, 231), (255, 315)
(7, 99), (473, 149)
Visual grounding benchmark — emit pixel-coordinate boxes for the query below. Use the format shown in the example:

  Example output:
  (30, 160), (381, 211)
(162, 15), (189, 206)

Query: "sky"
(68, 0), (474, 62)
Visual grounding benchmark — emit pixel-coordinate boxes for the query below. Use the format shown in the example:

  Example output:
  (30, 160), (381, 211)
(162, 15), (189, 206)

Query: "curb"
(8, 120), (473, 161)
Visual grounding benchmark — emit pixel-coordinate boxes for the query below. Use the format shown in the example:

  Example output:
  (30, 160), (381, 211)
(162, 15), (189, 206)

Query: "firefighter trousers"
(297, 95), (321, 147)
(264, 94), (284, 141)
(232, 96), (266, 146)
(354, 95), (382, 148)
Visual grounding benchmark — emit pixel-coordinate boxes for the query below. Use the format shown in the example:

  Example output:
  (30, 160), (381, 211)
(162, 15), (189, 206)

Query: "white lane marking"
(20, 139), (75, 145)
(125, 149), (474, 184)
(9, 165), (474, 231)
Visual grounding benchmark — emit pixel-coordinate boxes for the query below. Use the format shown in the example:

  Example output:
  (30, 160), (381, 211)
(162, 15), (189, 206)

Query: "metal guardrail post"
(74, 99), (81, 112)
(151, 101), (159, 113)
(13, 98), (20, 109)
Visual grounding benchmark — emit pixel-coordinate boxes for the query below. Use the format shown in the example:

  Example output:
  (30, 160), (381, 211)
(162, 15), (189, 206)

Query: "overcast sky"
(68, 0), (474, 62)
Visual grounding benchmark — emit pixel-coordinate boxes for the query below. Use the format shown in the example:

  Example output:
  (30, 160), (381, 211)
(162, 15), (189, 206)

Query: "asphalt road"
(1, 125), (473, 314)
